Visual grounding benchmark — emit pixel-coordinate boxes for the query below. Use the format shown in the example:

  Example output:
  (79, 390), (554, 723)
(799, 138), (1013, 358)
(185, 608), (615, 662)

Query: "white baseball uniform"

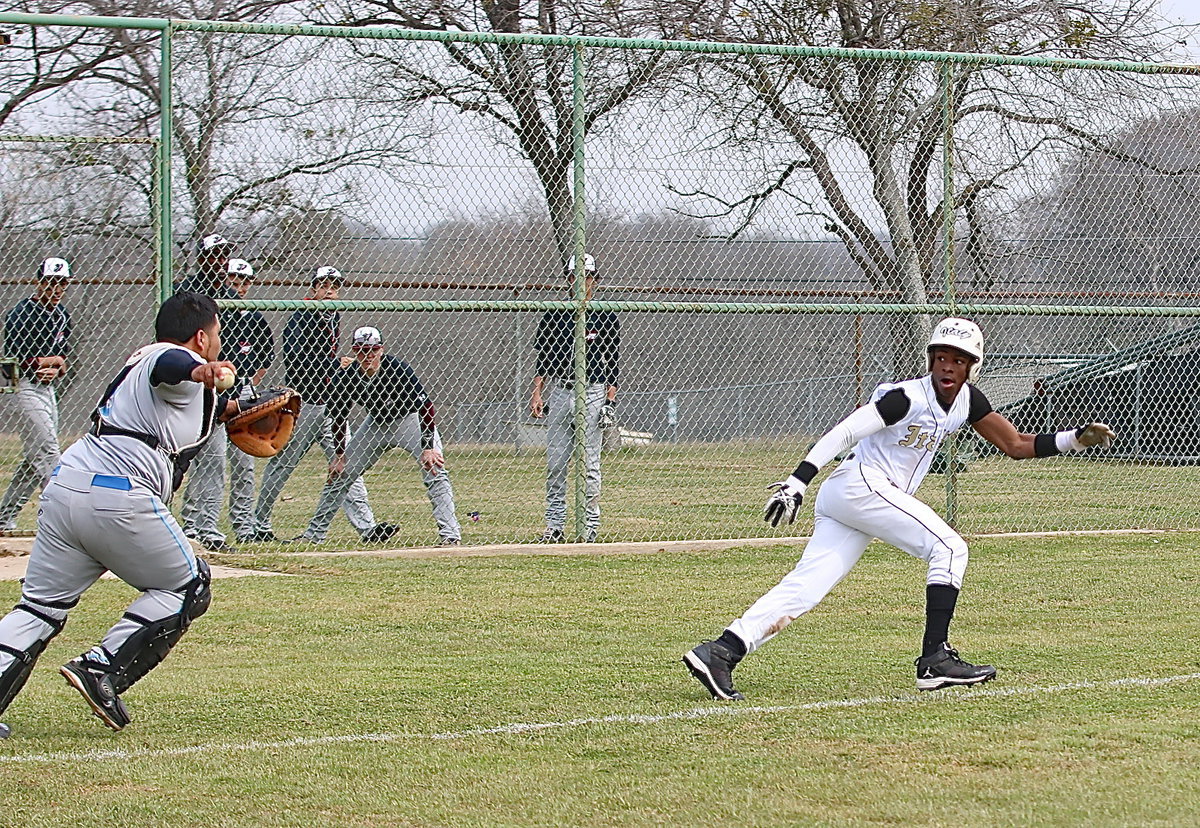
(728, 375), (991, 654)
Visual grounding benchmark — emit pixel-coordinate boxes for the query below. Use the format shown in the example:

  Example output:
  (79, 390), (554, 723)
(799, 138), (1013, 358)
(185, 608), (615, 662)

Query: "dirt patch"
(0, 538), (291, 581)
(273, 535), (811, 560)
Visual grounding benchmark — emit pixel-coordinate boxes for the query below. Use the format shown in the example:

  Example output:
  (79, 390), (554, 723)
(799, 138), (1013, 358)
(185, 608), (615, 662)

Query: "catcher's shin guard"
(0, 601), (67, 715)
(107, 560), (212, 695)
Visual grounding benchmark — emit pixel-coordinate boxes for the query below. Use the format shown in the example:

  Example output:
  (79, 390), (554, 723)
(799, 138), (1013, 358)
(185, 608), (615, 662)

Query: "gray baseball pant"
(0, 380), (60, 531)
(544, 381), (605, 535)
(226, 438), (255, 539)
(179, 426), (228, 544)
(253, 402), (374, 536)
(304, 413), (459, 542)
(0, 466), (202, 677)
(179, 429), (256, 542)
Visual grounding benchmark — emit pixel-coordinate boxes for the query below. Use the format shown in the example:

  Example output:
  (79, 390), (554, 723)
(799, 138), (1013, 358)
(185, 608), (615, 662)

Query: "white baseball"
(214, 367), (235, 391)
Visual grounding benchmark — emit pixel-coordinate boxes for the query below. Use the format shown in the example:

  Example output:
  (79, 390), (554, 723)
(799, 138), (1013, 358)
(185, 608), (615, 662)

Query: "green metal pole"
(158, 23), (174, 304)
(940, 62), (960, 525)
(570, 43), (588, 543)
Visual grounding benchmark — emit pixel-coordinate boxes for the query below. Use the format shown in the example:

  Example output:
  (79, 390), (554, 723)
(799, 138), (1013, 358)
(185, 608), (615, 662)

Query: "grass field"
(1, 529), (1199, 826)
(3, 436), (1200, 546)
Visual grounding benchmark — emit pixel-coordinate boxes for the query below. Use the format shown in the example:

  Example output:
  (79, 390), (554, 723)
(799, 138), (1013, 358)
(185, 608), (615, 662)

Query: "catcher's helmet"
(927, 317), (984, 381)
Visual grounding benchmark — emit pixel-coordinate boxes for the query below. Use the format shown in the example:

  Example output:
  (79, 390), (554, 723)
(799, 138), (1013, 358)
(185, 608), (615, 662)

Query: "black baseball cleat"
(915, 644), (997, 691)
(683, 640), (745, 701)
(362, 523), (399, 544)
(60, 656), (131, 731)
(198, 536), (238, 554)
(537, 529), (565, 543)
(239, 529), (281, 543)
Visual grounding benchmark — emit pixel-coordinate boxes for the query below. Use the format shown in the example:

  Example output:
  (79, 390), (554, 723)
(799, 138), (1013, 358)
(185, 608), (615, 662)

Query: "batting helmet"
(927, 317), (984, 381)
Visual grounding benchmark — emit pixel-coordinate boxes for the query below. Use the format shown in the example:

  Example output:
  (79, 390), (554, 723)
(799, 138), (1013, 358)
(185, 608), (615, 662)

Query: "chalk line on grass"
(2, 671), (1197, 765)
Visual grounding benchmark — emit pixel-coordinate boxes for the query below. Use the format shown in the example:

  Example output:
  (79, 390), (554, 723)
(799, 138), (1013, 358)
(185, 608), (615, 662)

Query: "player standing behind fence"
(529, 254), (620, 543)
(0, 257), (72, 534)
(294, 326), (461, 546)
(0, 292), (236, 732)
(249, 266), (388, 544)
(684, 317), (1117, 701)
(177, 234), (241, 552)
(220, 259), (274, 543)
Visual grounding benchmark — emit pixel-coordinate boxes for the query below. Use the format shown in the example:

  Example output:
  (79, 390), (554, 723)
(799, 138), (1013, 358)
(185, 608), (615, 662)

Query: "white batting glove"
(764, 476), (807, 527)
(1077, 423), (1115, 449)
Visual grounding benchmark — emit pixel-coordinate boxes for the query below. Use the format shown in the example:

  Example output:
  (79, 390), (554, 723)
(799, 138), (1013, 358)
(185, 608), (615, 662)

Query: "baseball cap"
(352, 326), (382, 348)
(313, 265), (345, 286)
(39, 257), (70, 281)
(566, 253), (597, 274)
(199, 233), (233, 253)
(226, 258), (254, 279)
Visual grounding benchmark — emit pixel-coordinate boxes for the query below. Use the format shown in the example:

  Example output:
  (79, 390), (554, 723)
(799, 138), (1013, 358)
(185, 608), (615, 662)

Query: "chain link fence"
(3, 14), (1200, 546)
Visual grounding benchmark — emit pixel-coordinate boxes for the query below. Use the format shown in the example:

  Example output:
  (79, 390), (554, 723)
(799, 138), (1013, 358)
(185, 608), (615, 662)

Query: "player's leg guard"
(0, 601), (68, 715)
(92, 559), (212, 696)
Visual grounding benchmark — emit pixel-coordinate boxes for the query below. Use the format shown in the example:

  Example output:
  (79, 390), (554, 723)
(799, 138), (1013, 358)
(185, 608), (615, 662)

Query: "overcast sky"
(1159, 0), (1200, 58)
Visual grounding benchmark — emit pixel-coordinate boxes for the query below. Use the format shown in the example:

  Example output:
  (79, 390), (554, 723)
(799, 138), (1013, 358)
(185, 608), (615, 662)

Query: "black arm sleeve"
(967, 384), (993, 424)
(251, 313), (275, 374)
(874, 387), (911, 426)
(149, 349), (199, 386)
(533, 313), (553, 378)
(328, 367), (357, 454)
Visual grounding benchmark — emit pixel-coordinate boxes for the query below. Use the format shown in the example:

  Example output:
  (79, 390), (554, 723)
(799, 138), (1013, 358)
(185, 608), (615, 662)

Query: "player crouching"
(0, 294), (245, 733)
(684, 317), (1115, 701)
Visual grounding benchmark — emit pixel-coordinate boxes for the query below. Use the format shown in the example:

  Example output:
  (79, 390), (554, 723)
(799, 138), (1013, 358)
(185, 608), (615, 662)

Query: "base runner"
(684, 317), (1116, 701)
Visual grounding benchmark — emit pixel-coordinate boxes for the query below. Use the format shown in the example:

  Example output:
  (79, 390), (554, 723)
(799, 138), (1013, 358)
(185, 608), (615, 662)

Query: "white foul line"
(3, 671), (1198, 765)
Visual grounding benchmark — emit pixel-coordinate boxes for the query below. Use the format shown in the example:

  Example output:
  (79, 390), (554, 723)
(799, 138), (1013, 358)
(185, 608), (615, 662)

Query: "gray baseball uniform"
(532, 307), (620, 540)
(251, 403), (375, 537)
(544, 380), (606, 536)
(0, 293), (72, 531)
(301, 351), (458, 543)
(0, 341), (215, 727)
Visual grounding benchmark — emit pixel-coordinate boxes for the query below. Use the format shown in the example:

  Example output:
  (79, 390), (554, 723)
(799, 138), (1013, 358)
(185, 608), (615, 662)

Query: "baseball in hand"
(215, 367), (236, 391)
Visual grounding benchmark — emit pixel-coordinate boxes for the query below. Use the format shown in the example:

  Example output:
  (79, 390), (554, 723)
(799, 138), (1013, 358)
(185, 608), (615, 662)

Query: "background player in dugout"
(177, 234), (243, 552)
(0, 257), (72, 533)
(249, 266), (393, 544)
(294, 325), (461, 546)
(529, 254), (620, 543)
(219, 258), (274, 543)
(0, 292), (237, 733)
(684, 317), (1116, 701)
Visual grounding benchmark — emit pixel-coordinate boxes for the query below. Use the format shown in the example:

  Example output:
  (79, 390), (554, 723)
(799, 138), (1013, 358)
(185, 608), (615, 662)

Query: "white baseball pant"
(727, 461), (969, 654)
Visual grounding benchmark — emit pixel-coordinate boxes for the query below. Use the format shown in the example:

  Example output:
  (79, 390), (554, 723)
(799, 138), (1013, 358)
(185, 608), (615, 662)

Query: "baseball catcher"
(226, 386), (301, 458)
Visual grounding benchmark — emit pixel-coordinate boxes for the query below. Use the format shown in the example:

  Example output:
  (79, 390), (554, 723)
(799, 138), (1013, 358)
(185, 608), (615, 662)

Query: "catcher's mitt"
(226, 386), (301, 458)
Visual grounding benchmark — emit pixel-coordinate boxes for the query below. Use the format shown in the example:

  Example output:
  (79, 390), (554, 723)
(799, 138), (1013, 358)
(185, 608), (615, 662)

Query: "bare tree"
(4, 0), (428, 273)
(0, 0), (163, 132)
(679, 0), (1192, 372)
(315, 0), (730, 265)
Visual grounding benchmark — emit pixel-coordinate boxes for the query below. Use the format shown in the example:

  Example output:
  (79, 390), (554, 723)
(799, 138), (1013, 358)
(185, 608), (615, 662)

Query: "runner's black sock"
(717, 629), (747, 661)
(922, 584), (959, 657)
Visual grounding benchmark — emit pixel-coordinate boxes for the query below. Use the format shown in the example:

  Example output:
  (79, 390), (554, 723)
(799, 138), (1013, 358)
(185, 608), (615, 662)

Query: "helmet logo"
(936, 323), (975, 340)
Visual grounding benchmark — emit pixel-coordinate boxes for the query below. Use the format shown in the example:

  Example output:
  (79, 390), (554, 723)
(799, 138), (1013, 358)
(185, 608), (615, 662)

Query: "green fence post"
(157, 22), (174, 304)
(940, 61), (960, 526)
(571, 42), (588, 543)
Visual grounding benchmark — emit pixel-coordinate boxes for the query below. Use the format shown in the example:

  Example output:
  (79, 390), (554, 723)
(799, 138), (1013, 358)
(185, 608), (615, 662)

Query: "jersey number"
(898, 425), (937, 452)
